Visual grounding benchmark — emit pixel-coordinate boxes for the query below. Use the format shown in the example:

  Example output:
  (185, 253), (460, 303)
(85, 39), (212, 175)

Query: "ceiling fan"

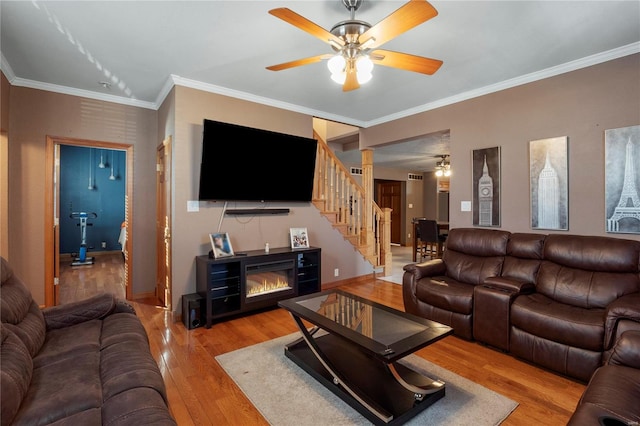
(266, 0), (443, 92)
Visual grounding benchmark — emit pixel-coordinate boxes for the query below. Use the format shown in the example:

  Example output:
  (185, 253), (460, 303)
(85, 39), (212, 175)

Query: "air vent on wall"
(350, 167), (363, 175)
(408, 173), (423, 181)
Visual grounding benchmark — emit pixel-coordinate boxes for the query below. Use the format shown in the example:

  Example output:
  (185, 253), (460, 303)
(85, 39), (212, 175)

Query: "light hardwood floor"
(132, 277), (586, 426)
(59, 252), (126, 304)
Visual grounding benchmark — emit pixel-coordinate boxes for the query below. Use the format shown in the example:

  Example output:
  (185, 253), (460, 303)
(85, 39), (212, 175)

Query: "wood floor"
(132, 277), (586, 426)
(58, 252), (126, 304)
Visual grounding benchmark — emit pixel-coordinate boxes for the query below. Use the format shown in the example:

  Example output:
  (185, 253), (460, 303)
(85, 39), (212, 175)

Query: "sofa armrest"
(606, 330), (640, 369)
(482, 276), (535, 294)
(402, 259), (446, 281)
(604, 293), (640, 349)
(42, 293), (134, 330)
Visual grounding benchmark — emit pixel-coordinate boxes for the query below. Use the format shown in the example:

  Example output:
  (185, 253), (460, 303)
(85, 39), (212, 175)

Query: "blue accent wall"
(59, 146), (126, 254)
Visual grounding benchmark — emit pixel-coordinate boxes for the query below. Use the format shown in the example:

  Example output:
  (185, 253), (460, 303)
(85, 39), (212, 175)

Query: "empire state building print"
(529, 137), (568, 230)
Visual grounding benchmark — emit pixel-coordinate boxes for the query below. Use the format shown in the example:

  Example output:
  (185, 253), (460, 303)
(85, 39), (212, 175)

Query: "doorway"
(375, 180), (403, 245)
(44, 136), (133, 306)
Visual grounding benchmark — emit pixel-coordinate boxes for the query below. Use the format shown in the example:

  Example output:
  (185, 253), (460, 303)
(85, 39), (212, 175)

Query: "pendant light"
(109, 151), (116, 180)
(98, 150), (106, 168)
(88, 148), (94, 190)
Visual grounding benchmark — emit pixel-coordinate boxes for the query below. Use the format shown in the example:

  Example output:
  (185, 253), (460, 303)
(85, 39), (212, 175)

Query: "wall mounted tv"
(198, 119), (318, 202)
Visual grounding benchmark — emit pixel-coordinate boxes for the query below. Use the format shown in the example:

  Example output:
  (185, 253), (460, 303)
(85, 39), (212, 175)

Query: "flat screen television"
(198, 119), (318, 202)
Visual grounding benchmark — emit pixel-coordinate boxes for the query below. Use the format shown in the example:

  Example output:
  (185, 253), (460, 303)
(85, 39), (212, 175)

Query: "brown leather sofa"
(403, 228), (640, 383)
(0, 257), (176, 425)
(567, 330), (640, 425)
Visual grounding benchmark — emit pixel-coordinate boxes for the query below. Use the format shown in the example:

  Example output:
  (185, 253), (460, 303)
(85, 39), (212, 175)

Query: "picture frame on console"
(605, 124), (640, 234)
(210, 232), (234, 258)
(472, 146), (501, 227)
(529, 136), (569, 231)
(290, 228), (309, 249)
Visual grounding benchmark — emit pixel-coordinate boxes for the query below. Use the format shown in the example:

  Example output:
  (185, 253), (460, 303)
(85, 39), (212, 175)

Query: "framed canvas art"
(472, 146), (501, 227)
(290, 228), (309, 249)
(529, 136), (568, 230)
(605, 125), (640, 234)
(209, 232), (234, 258)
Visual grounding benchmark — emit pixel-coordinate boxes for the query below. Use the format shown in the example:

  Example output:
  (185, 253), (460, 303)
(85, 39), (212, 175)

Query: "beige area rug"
(216, 333), (518, 425)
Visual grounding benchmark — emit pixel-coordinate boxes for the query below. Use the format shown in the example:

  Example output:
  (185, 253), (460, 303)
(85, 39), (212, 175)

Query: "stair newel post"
(380, 207), (392, 276)
(361, 149), (375, 256)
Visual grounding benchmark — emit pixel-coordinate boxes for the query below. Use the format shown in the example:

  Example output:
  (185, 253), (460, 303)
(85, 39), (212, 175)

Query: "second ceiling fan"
(266, 0), (443, 92)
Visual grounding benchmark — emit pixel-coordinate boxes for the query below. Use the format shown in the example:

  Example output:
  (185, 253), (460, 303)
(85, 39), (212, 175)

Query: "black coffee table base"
(284, 332), (446, 425)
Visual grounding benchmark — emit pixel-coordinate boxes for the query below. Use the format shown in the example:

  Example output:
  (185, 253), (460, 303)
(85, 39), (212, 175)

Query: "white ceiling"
(1, 1), (639, 171)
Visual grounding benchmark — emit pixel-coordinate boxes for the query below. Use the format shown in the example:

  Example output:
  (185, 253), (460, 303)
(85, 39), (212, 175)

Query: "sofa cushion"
(501, 233), (545, 285)
(33, 320), (102, 368)
(100, 314), (168, 404)
(416, 278), (474, 315)
(537, 235), (640, 309)
(12, 351), (102, 426)
(1, 258), (46, 357)
(102, 387), (178, 426)
(511, 293), (604, 352)
(1, 324), (34, 426)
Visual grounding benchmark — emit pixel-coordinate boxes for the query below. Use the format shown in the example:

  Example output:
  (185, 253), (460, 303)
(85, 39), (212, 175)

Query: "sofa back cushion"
(0, 257), (46, 357)
(442, 228), (510, 285)
(0, 323), (33, 426)
(501, 233), (546, 285)
(537, 235), (640, 308)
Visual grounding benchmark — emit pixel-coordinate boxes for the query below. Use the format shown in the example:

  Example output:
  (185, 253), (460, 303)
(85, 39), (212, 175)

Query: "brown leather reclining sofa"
(0, 257), (177, 425)
(403, 228), (640, 424)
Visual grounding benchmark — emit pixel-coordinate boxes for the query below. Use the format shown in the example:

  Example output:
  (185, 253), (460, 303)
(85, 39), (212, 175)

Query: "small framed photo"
(209, 232), (234, 258)
(290, 228), (309, 249)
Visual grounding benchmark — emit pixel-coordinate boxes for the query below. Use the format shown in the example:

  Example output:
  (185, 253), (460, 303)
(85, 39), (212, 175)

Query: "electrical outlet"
(408, 233), (411, 239)
(334, 268), (339, 277)
(101, 241), (106, 249)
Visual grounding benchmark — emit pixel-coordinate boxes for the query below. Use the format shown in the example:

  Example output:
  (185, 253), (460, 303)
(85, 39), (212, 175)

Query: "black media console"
(195, 247), (321, 328)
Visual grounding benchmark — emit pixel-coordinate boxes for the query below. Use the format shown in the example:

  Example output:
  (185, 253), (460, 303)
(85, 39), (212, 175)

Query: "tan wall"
(163, 86), (373, 312)
(7, 86), (158, 304)
(362, 54), (640, 242)
(1, 73), (9, 259)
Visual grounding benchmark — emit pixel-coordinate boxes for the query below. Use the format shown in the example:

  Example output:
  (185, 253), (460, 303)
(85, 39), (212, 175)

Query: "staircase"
(312, 131), (392, 275)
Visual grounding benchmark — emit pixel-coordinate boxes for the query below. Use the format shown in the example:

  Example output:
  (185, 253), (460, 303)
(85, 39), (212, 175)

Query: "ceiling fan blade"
(360, 0), (438, 50)
(266, 54), (333, 71)
(371, 49), (442, 75)
(343, 61), (360, 92)
(269, 8), (345, 48)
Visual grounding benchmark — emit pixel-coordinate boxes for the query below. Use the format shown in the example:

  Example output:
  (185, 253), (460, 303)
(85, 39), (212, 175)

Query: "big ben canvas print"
(472, 147), (501, 227)
(529, 136), (568, 231)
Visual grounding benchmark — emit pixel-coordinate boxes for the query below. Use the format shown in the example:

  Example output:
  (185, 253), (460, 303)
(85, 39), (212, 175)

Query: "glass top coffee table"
(278, 289), (453, 425)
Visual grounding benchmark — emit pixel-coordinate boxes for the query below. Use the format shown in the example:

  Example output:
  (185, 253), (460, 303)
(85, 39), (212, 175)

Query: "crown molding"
(168, 75), (368, 128)
(365, 42), (640, 127)
(0, 52), (16, 82)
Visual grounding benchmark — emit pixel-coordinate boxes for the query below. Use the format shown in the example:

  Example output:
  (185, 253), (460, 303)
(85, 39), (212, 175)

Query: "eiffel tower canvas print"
(605, 125), (640, 234)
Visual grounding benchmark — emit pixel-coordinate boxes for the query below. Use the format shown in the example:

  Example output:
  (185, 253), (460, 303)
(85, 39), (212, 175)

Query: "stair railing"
(312, 131), (391, 273)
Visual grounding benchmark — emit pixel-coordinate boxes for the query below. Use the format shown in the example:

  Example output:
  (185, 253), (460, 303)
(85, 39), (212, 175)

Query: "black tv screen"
(198, 119), (318, 202)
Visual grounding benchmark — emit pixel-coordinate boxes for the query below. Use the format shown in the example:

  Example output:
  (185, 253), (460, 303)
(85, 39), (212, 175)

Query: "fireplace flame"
(246, 275), (290, 297)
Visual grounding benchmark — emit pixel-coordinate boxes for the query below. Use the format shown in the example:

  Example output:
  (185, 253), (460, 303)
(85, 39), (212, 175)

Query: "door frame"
(44, 136), (134, 306)
(155, 136), (172, 309)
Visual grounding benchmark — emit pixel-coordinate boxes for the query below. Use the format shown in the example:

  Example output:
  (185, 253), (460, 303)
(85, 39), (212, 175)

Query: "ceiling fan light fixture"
(435, 155), (451, 177)
(327, 55), (346, 74)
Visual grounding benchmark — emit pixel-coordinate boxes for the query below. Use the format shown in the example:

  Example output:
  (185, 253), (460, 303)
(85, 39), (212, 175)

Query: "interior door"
(376, 180), (403, 244)
(155, 138), (171, 308)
